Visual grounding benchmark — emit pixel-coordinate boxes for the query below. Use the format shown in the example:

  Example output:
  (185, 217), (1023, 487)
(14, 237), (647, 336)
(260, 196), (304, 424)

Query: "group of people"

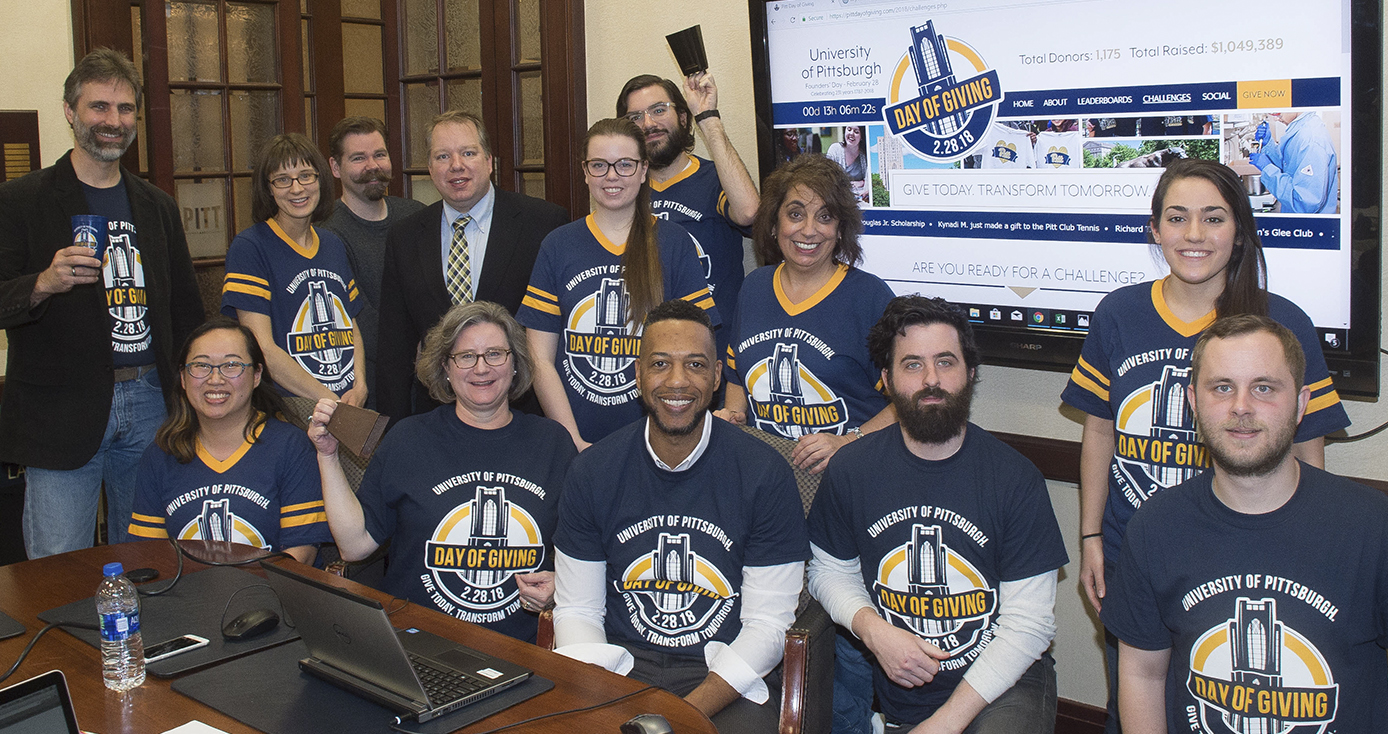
(3, 48), (1388, 734)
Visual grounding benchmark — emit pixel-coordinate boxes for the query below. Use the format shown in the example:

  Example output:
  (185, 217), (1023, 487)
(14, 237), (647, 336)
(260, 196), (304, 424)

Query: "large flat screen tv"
(749, 0), (1381, 397)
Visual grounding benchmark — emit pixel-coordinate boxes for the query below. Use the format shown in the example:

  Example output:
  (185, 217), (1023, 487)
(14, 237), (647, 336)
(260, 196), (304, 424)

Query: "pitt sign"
(884, 20), (1003, 163)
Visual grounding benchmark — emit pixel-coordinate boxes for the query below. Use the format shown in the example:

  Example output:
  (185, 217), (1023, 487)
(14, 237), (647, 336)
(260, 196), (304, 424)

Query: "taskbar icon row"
(964, 304), (1094, 333)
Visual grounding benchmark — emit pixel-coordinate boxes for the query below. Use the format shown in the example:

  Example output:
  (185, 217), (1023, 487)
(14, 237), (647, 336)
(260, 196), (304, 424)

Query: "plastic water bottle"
(97, 562), (145, 691)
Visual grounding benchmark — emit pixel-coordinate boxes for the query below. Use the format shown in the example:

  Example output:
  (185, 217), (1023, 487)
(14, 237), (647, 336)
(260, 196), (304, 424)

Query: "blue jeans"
(23, 369), (165, 558)
(832, 629), (876, 734)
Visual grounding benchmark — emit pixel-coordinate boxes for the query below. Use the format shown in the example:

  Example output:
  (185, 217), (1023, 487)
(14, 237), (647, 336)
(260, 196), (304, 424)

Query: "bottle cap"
(103, 562), (124, 577)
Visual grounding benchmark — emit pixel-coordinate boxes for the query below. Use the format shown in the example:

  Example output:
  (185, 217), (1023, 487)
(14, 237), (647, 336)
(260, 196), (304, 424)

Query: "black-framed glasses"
(582, 158), (641, 177)
(625, 102), (674, 124)
(184, 361), (250, 379)
(269, 172), (320, 189)
(447, 349), (512, 369)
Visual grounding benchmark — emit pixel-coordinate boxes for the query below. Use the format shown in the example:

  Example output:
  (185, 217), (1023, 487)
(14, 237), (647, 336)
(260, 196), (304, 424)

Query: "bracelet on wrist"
(694, 109), (721, 122)
(1081, 532), (1103, 540)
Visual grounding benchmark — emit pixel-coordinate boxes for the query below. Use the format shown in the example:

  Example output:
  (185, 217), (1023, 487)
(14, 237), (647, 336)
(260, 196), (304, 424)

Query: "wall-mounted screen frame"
(749, 0), (1381, 397)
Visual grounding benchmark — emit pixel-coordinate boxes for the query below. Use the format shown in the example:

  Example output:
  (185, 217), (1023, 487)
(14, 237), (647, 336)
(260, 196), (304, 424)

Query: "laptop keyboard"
(408, 653), (486, 703)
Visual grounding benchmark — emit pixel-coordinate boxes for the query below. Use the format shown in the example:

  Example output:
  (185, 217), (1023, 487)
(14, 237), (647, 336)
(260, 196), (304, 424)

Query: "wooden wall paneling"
(311, 0), (345, 151)
(0, 113), (41, 183)
(540, 0), (584, 217)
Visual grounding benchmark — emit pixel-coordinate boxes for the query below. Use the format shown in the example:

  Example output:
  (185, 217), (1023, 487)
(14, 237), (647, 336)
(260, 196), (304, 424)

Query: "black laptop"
(261, 561), (531, 723)
(0, 671), (81, 734)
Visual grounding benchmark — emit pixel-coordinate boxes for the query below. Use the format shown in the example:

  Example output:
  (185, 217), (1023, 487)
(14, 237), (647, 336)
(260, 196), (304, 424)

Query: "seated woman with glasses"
(518, 118), (719, 450)
(221, 133), (367, 406)
(128, 318), (330, 564)
(309, 302), (577, 643)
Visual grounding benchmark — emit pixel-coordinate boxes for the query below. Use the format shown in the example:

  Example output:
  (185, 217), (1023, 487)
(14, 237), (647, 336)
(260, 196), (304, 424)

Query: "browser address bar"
(781, 0), (1096, 28)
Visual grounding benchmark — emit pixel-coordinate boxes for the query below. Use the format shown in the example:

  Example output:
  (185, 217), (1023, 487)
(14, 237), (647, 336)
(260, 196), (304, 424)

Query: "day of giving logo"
(176, 498), (269, 549)
(104, 229), (151, 352)
(882, 20), (1004, 163)
(1185, 597), (1338, 733)
(872, 523), (997, 667)
(562, 276), (642, 401)
(744, 342), (848, 439)
(1112, 360), (1211, 510)
(616, 532), (737, 647)
(286, 279), (355, 388)
(424, 485), (544, 619)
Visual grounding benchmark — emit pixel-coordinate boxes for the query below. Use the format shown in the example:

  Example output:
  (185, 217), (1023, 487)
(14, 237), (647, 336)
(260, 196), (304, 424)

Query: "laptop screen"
(0, 672), (80, 734)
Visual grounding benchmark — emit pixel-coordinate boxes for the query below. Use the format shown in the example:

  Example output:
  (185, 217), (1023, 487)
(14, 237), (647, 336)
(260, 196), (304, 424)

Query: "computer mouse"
(222, 608), (280, 641)
(620, 714), (672, 734)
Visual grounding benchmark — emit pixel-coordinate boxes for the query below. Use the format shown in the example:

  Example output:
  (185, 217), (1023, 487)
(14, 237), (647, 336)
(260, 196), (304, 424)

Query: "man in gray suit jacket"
(377, 111), (568, 421)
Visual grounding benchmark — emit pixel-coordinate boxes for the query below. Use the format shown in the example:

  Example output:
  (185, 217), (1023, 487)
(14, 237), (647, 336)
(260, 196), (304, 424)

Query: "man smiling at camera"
(1103, 314), (1388, 734)
(552, 298), (808, 734)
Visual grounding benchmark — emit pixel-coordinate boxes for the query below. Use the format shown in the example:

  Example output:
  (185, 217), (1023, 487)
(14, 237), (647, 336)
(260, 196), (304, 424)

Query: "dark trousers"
(620, 642), (782, 734)
(885, 653), (1057, 734)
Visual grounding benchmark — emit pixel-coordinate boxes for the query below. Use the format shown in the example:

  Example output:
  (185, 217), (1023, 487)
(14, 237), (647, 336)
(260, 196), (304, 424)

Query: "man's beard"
(647, 124), (694, 169)
(1203, 415), (1297, 478)
(892, 380), (974, 445)
(74, 120), (134, 163)
(353, 170), (390, 201)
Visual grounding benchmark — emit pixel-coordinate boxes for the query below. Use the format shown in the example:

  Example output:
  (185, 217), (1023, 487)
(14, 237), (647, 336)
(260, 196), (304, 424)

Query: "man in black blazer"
(377, 111), (568, 421)
(0, 50), (203, 557)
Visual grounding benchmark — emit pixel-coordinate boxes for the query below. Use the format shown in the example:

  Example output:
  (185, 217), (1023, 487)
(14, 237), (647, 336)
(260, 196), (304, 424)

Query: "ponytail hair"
(585, 117), (663, 327)
(1148, 159), (1268, 318)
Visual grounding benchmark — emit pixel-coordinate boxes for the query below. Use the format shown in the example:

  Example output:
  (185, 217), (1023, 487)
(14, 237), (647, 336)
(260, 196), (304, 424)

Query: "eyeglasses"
(582, 158), (641, 177)
(269, 172), (320, 189)
(184, 361), (250, 379)
(447, 348), (512, 369)
(625, 102), (674, 124)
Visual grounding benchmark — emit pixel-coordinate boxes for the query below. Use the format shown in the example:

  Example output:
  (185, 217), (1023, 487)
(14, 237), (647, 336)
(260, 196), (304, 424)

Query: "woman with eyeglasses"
(128, 318), (330, 564)
(518, 118), (719, 450)
(221, 133), (367, 406)
(309, 302), (576, 642)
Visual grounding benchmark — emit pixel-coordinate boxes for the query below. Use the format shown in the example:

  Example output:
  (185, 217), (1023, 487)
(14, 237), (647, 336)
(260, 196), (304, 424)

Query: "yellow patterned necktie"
(446, 215), (473, 304)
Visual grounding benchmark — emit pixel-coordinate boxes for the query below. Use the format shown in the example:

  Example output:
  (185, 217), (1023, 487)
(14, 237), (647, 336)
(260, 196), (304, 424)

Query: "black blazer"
(0, 152), (205, 469)
(377, 188), (568, 421)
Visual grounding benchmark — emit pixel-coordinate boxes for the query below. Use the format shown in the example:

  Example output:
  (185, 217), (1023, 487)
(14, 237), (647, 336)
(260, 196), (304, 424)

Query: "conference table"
(0, 541), (718, 734)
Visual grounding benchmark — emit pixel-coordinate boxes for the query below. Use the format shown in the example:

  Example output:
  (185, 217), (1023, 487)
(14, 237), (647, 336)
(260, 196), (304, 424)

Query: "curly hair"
(867, 295), (980, 380)
(751, 153), (863, 267)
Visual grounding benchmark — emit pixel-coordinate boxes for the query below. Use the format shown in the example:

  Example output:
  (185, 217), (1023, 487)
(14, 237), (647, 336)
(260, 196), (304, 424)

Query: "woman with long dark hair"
(518, 118), (719, 450)
(1061, 158), (1349, 730)
(128, 318), (328, 563)
(825, 126), (867, 202)
(222, 133), (367, 407)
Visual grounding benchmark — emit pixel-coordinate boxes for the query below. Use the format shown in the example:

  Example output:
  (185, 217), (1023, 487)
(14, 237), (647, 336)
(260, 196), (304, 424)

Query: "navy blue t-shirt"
(1103, 466), (1388, 734)
(555, 418), (809, 658)
(356, 407), (576, 643)
(808, 424), (1068, 724)
(82, 179), (154, 366)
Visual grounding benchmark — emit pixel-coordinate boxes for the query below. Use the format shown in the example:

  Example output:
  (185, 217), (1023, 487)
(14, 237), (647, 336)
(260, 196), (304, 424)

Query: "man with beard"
(616, 73), (759, 353)
(0, 49), (204, 557)
(552, 299), (808, 733)
(1103, 315), (1388, 734)
(806, 295), (1067, 733)
(321, 117), (425, 407)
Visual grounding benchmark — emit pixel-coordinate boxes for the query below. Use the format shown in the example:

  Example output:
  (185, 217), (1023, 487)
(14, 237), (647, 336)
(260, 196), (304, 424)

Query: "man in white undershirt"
(552, 299), (809, 733)
(807, 295), (1067, 733)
